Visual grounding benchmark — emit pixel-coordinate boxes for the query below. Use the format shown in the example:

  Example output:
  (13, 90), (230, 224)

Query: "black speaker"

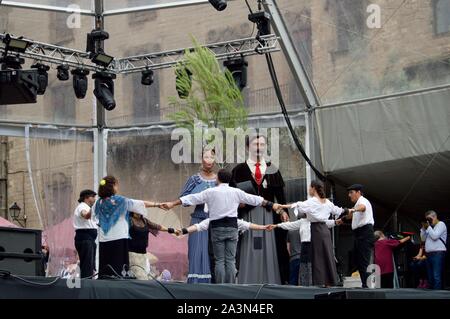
(0, 226), (44, 276)
(315, 290), (386, 299)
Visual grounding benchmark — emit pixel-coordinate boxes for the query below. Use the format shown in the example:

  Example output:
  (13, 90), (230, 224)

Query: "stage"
(1, 276), (450, 299)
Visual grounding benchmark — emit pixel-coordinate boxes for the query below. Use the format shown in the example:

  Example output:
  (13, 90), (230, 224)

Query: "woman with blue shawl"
(180, 149), (217, 283)
(92, 175), (164, 279)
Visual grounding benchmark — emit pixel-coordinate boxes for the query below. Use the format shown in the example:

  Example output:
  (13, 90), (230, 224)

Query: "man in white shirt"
(343, 184), (375, 288)
(73, 189), (97, 279)
(162, 169), (281, 284)
(420, 210), (447, 290)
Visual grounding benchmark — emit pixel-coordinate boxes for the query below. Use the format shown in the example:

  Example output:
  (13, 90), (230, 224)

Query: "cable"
(0, 269), (62, 286)
(253, 283), (269, 299)
(129, 264), (177, 299)
(244, 0), (253, 14)
(264, 51), (327, 181)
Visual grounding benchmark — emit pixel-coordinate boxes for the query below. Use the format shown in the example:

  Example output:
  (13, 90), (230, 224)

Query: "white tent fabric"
(316, 86), (450, 218)
(316, 86), (450, 173)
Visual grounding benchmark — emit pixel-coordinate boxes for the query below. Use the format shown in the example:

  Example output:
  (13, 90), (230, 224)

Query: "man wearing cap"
(73, 189), (98, 279)
(345, 184), (375, 288)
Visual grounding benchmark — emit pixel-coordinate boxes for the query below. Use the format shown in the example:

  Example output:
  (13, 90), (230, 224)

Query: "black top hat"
(78, 189), (97, 203)
(347, 184), (363, 192)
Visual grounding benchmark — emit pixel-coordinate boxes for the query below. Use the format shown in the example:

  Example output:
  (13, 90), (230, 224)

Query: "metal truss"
(114, 34), (280, 74)
(0, 33), (279, 74)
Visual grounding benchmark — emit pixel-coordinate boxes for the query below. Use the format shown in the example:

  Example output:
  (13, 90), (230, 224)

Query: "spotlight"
(248, 11), (271, 36)
(91, 51), (114, 68)
(71, 68), (89, 99)
(93, 72), (116, 111)
(175, 66), (192, 99)
(141, 68), (154, 86)
(57, 64), (70, 81)
(30, 63), (49, 95)
(208, 0), (227, 11)
(0, 55), (24, 70)
(224, 57), (248, 90)
(2, 34), (29, 53)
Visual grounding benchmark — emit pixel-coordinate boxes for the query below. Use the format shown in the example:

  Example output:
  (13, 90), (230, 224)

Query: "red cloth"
(374, 239), (400, 274)
(255, 162), (262, 185)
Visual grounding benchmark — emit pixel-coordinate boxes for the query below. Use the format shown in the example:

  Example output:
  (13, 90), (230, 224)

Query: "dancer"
(343, 184), (375, 288)
(161, 169), (281, 284)
(128, 212), (175, 280)
(231, 133), (290, 285)
(92, 176), (164, 279)
(179, 148), (217, 283)
(274, 180), (345, 287)
(73, 189), (97, 279)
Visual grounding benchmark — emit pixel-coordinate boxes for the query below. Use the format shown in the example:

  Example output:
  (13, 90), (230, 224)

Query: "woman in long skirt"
(179, 149), (217, 283)
(274, 180), (345, 287)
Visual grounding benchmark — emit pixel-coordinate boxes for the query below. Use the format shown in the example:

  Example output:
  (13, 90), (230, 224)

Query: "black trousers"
(353, 224), (375, 288)
(381, 272), (394, 288)
(74, 229), (97, 279)
(99, 238), (129, 279)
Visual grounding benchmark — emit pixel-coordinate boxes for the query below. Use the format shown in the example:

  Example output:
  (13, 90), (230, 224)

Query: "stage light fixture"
(30, 63), (50, 95)
(91, 51), (114, 68)
(208, 0), (227, 11)
(57, 64), (70, 81)
(71, 68), (89, 99)
(248, 11), (271, 36)
(93, 72), (116, 111)
(141, 68), (154, 86)
(2, 34), (29, 53)
(175, 66), (192, 99)
(224, 58), (248, 90)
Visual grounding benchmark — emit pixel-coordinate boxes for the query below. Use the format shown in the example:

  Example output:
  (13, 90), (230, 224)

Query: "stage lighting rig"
(71, 68), (89, 99)
(208, 0), (227, 11)
(57, 64), (70, 81)
(141, 68), (154, 86)
(2, 34), (29, 54)
(93, 71), (116, 111)
(30, 63), (49, 95)
(224, 57), (248, 90)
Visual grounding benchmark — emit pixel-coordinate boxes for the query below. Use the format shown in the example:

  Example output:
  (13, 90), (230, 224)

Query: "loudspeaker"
(314, 290), (386, 299)
(0, 226), (44, 276)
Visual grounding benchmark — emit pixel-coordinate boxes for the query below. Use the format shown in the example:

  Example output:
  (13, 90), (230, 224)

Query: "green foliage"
(168, 38), (248, 134)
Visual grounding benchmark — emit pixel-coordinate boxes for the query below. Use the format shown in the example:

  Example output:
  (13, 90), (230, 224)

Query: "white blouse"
(291, 197), (344, 223)
(92, 198), (147, 242)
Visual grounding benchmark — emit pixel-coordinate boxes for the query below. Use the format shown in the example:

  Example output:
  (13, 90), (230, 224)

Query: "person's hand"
(266, 224), (277, 231)
(160, 202), (174, 210)
(280, 211), (289, 222)
(239, 203), (246, 208)
(421, 221), (429, 229)
(335, 219), (344, 226)
(174, 229), (182, 236)
(272, 203), (281, 212)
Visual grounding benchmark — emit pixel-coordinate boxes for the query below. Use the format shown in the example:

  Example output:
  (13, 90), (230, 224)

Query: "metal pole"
(263, 0), (322, 186)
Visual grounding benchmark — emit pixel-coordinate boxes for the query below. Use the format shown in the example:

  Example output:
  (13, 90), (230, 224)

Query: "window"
(434, 0), (450, 35)
(49, 0), (75, 46)
(127, 0), (158, 26)
(327, 0), (365, 53)
(49, 83), (76, 124)
(125, 45), (161, 124)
